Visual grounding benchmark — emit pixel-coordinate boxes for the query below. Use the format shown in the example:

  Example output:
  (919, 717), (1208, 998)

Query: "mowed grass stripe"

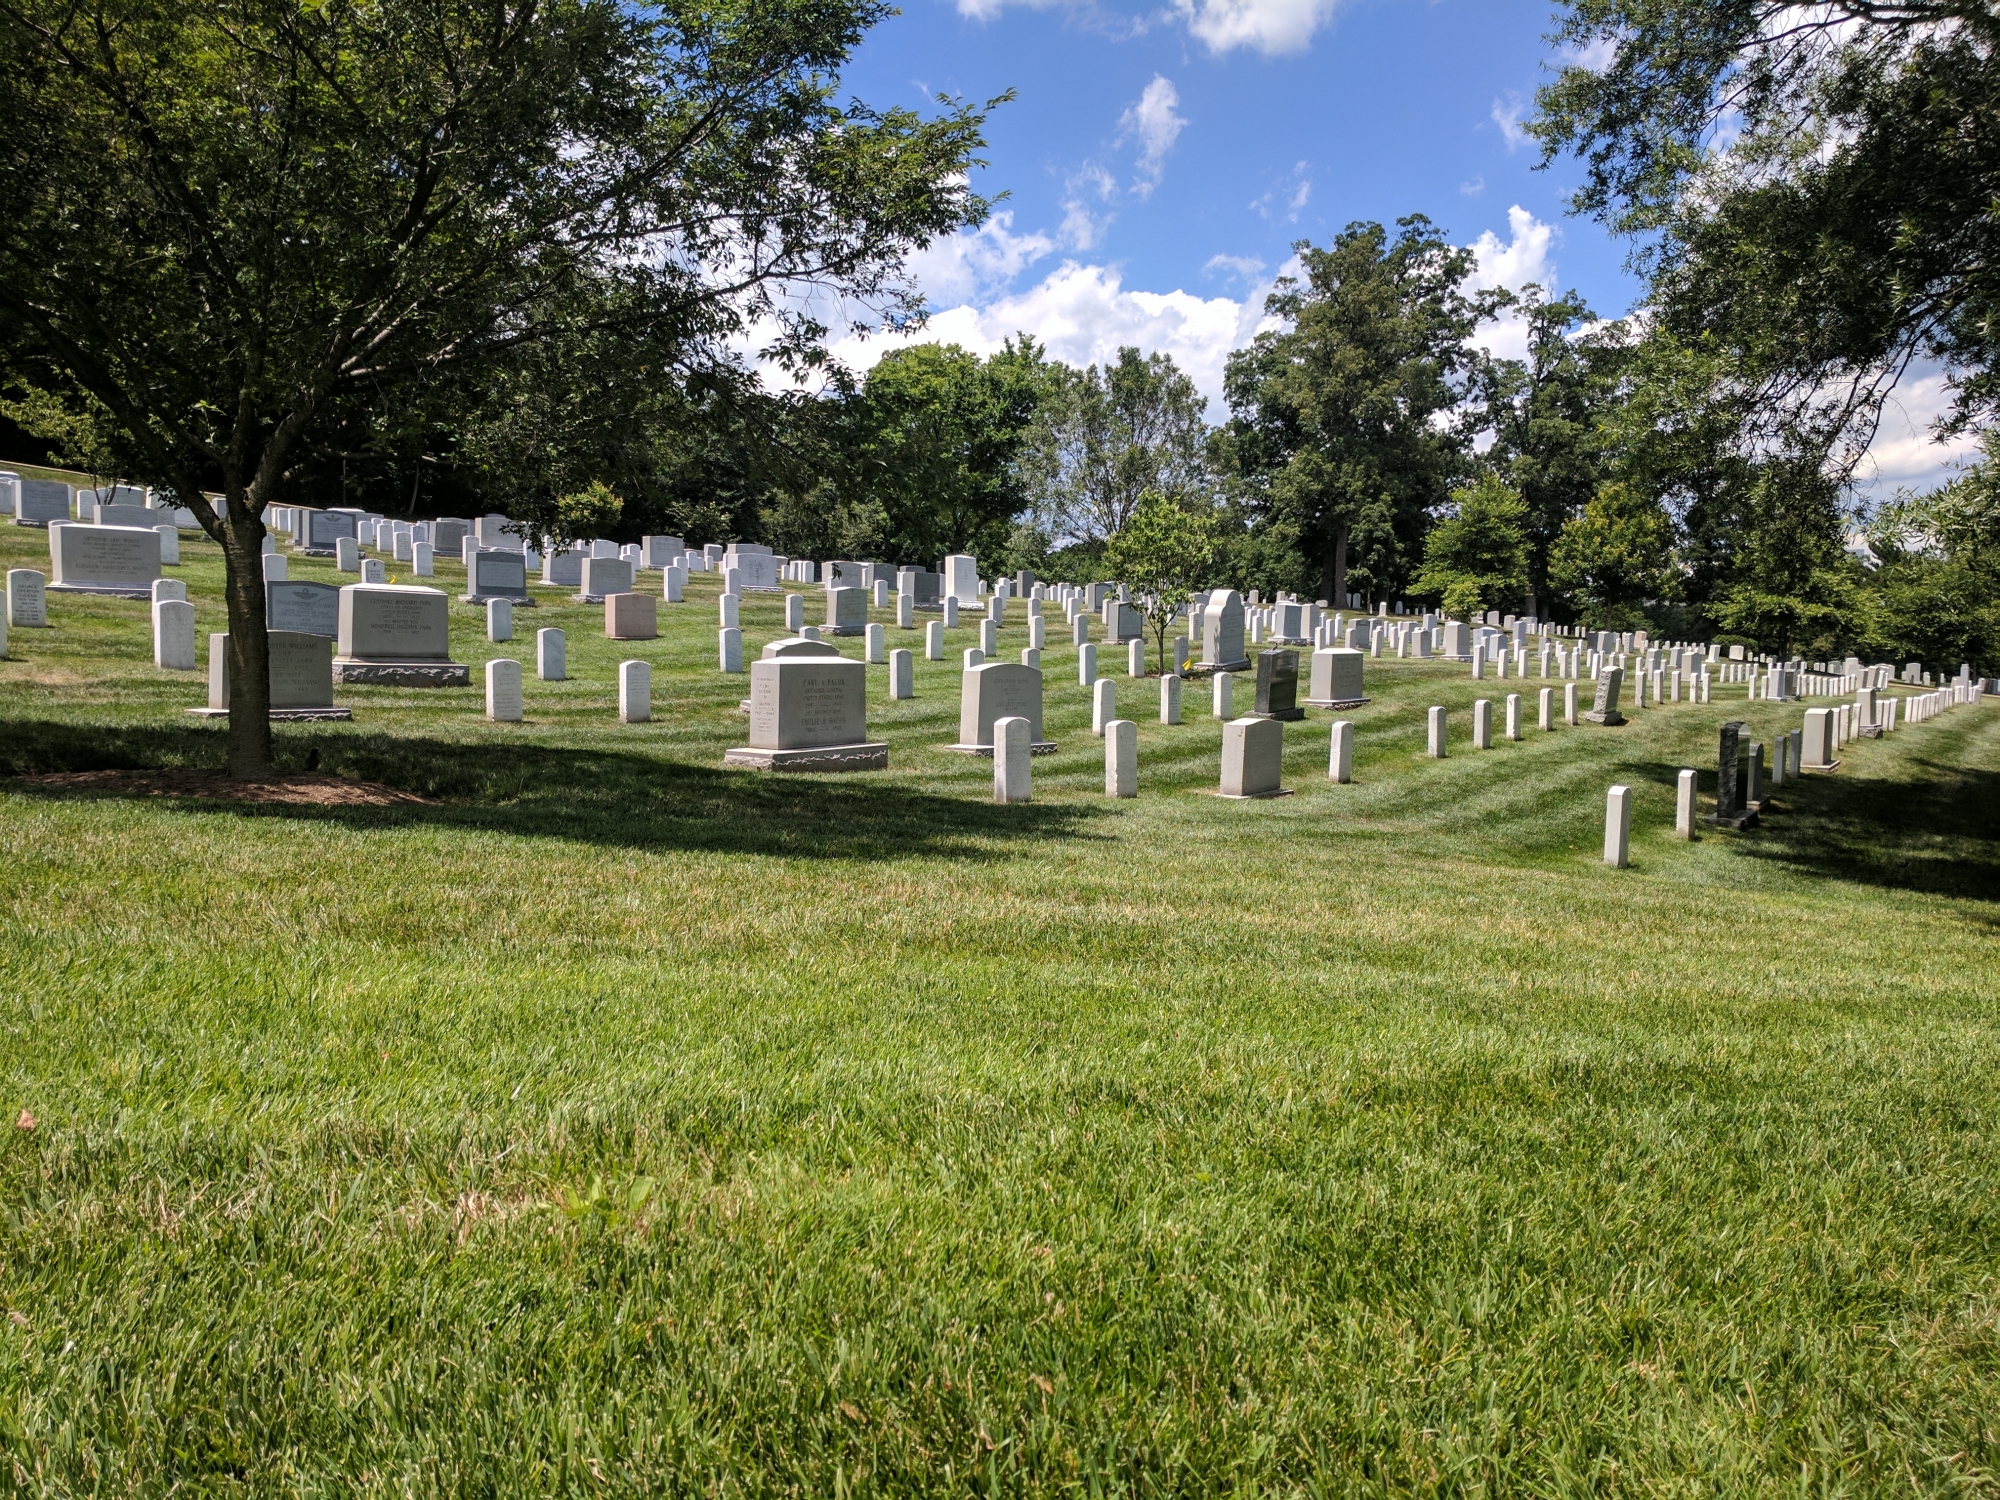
(1, 524), (1997, 1492)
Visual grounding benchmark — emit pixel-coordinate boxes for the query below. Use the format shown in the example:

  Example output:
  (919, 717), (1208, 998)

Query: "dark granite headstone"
(1252, 649), (1304, 721)
(1706, 719), (1759, 828)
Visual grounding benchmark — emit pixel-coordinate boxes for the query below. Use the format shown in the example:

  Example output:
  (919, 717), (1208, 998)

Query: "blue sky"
(813, 0), (1970, 494)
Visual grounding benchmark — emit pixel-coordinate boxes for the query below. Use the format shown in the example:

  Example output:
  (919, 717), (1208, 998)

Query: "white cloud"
(1852, 367), (1984, 500)
(1563, 36), (1618, 74)
(1059, 164), (1119, 250)
(774, 210), (1561, 419)
(1467, 205), (1559, 363)
(824, 260), (1284, 409)
(1491, 92), (1531, 152)
(1250, 160), (1312, 223)
(1173, 0), (1343, 55)
(1118, 75), (1187, 198)
(904, 211), (1056, 306)
(1460, 175), (1486, 197)
(1203, 253), (1266, 283)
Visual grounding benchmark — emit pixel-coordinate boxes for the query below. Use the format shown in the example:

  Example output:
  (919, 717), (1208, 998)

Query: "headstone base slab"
(1245, 708), (1307, 722)
(295, 547), (339, 558)
(1703, 810), (1760, 830)
(186, 706), (353, 721)
(1214, 787), (1295, 801)
(1582, 710), (1627, 725)
(825, 626), (867, 637)
(1858, 725), (1883, 739)
(945, 740), (1059, 757)
(1303, 695), (1371, 710)
(461, 593), (536, 606)
(332, 660), (470, 687)
(1801, 758), (1841, 773)
(47, 582), (151, 599)
(1184, 660), (1250, 677)
(724, 742), (888, 772)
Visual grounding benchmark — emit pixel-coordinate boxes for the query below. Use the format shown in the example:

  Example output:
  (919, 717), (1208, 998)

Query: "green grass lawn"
(2, 520), (1997, 1495)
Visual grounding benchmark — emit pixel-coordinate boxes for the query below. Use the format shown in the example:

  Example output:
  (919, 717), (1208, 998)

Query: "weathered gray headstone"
(298, 508), (358, 553)
(267, 579), (341, 638)
(464, 549), (533, 604)
(542, 548), (584, 589)
(333, 584), (468, 685)
(14, 480), (71, 527)
(826, 587), (868, 636)
(1583, 666), (1626, 726)
(898, 568), (943, 610)
(197, 630), (348, 718)
(48, 523), (160, 597)
(1305, 647), (1367, 708)
(725, 657), (886, 770)
(576, 556), (632, 602)
(950, 661), (1052, 754)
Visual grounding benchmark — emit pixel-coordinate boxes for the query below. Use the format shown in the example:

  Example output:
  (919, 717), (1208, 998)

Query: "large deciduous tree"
(1017, 346), (1211, 557)
(1535, 0), (2000, 457)
(1473, 286), (1627, 617)
(1218, 219), (1497, 609)
(1411, 475), (1530, 622)
(838, 339), (1047, 565)
(0, 0), (994, 774)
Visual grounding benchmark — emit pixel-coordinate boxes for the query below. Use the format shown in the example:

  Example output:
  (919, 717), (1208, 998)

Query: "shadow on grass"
(1622, 749), (2000, 908)
(0, 717), (1105, 862)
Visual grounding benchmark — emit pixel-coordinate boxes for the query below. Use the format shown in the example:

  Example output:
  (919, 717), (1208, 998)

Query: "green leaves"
(1547, 480), (1677, 630)
(1411, 475), (1530, 620)
(1219, 218), (1495, 603)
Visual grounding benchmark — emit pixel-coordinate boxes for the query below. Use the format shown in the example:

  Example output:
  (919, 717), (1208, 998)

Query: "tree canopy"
(0, 0), (996, 772)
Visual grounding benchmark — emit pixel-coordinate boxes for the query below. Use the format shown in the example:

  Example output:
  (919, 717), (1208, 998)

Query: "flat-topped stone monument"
(761, 636), (843, 659)
(1583, 666), (1626, 726)
(605, 592), (657, 640)
(541, 548), (584, 590)
(575, 556), (632, 603)
(294, 508), (358, 555)
(723, 543), (780, 591)
(195, 630), (350, 719)
(1250, 649), (1305, 721)
(48, 523), (161, 597)
(266, 579), (341, 638)
(898, 568), (943, 611)
(90, 502), (155, 529)
(826, 587), (867, 636)
(333, 584), (468, 685)
(1304, 647), (1368, 708)
(725, 657), (886, 770)
(949, 661), (1056, 755)
(464, 548), (534, 606)
(14, 480), (71, 527)
(1219, 717), (1290, 798)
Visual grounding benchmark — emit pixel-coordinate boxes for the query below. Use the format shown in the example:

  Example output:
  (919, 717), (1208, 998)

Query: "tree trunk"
(1331, 522), (1349, 608)
(222, 489), (274, 778)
